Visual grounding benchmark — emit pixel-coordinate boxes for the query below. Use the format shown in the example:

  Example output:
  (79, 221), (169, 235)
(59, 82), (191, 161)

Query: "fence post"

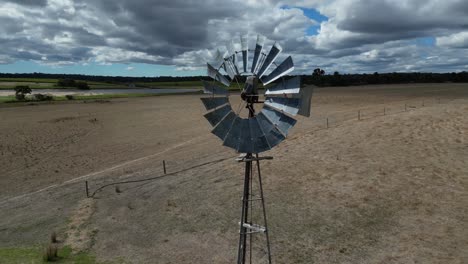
(326, 118), (329, 128)
(163, 160), (167, 174)
(85, 181), (89, 198)
(358, 110), (361, 121)
(422, 100), (425, 107)
(405, 104), (407, 111)
(384, 107), (386, 116)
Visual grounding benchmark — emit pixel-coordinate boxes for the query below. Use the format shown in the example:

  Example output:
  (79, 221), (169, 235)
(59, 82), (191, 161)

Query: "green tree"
(14, 85), (32, 101)
(75, 81), (90, 90)
(312, 68), (326, 86)
(57, 79), (76, 87)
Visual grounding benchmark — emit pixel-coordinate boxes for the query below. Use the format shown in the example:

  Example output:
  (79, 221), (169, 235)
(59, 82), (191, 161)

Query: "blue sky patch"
(281, 5), (328, 35)
(415, 37), (435, 47)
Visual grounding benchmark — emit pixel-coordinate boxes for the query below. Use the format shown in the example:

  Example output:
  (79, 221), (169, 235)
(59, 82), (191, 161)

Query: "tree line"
(1, 71), (467, 87)
(301, 70), (468, 87)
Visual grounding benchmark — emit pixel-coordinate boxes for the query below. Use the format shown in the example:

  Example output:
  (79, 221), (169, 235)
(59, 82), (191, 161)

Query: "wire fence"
(85, 96), (463, 197)
(307, 96), (458, 131)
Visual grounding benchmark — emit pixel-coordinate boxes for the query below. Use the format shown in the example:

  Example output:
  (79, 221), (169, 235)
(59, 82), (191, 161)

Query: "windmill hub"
(241, 75), (259, 104)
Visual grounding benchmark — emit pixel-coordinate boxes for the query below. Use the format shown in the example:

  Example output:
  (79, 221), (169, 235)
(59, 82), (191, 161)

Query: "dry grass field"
(0, 83), (467, 263)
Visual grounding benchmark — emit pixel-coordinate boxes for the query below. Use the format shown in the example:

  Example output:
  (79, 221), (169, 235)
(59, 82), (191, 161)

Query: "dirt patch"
(1, 84), (467, 263)
(64, 198), (97, 253)
(43, 116), (84, 123)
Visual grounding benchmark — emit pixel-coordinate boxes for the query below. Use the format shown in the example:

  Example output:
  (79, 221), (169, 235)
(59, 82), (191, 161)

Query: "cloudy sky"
(0, 0), (467, 76)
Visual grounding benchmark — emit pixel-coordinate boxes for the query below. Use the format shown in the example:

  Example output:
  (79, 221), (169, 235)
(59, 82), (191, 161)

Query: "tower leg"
(236, 153), (272, 264)
(237, 153), (251, 264)
(256, 154), (272, 263)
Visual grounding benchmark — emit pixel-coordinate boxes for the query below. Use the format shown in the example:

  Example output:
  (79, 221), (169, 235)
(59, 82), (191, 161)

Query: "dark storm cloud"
(313, 0), (468, 51)
(0, 0), (467, 72)
(89, 0), (244, 56)
(1, 0), (47, 6)
(336, 1), (468, 34)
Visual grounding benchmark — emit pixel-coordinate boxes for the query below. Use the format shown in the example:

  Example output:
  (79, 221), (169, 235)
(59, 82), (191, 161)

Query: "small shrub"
(34, 93), (53, 101)
(14, 85), (32, 101)
(65, 95), (74, 100)
(50, 231), (57, 243)
(57, 78), (75, 87)
(75, 82), (90, 90)
(43, 243), (58, 262)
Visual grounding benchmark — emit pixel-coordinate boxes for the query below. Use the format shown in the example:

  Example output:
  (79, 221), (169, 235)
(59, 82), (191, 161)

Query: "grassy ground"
(136, 80), (259, 90)
(0, 78), (131, 89)
(136, 80), (203, 87)
(0, 77), (270, 90)
(0, 91), (203, 104)
(0, 246), (97, 264)
(0, 95), (16, 102)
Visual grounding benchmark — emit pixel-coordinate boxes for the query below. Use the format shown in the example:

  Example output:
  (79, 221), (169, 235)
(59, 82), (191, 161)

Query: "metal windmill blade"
(199, 34), (314, 264)
(201, 34), (315, 151)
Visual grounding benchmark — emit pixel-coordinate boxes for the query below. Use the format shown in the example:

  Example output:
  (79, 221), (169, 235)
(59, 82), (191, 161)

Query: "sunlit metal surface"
(200, 97), (229, 111)
(238, 119), (253, 153)
(202, 81), (229, 95)
(204, 104), (233, 127)
(224, 60), (237, 80)
(251, 35), (265, 74)
(223, 116), (242, 149)
(207, 63), (231, 87)
(256, 42), (282, 78)
(241, 35), (249, 73)
(249, 117), (271, 153)
(260, 56), (294, 85)
(295, 86), (314, 117)
(227, 40), (240, 75)
(265, 76), (301, 95)
(202, 35), (311, 153)
(264, 97), (300, 116)
(256, 112), (286, 149)
(213, 49), (225, 69)
(211, 111), (237, 140)
(260, 105), (297, 136)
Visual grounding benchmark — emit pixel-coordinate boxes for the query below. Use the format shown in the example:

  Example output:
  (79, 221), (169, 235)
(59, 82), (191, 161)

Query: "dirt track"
(1, 83), (467, 263)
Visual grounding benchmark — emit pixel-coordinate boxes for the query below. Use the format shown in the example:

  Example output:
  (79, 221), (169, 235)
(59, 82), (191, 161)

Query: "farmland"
(0, 83), (467, 263)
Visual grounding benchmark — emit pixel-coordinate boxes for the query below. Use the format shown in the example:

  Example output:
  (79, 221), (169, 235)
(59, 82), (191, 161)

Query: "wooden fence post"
(163, 160), (167, 174)
(326, 118), (329, 128)
(358, 110), (361, 121)
(85, 181), (89, 198)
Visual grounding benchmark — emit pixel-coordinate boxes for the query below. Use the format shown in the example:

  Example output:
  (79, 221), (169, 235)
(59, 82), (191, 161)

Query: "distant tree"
(57, 79), (76, 87)
(311, 68), (326, 86)
(75, 81), (90, 90)
(369, 72), (380, 84)
(331, 71), (344, 86)
(313, 68), (325, 77)
(57, 79), (89, 90)
(14, 85), (32, 101)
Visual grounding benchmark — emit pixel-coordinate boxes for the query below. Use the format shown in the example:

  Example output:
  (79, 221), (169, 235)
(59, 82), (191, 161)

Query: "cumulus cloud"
(0, 0), (467, 73)
(436, 31), (468, 48)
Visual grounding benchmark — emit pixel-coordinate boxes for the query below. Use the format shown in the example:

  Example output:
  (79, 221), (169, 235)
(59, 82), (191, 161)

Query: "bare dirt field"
(0, 83), (467, 263)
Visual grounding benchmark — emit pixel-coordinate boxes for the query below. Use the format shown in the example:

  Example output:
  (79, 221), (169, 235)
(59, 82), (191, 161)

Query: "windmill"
(200, 34), (313, 263)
